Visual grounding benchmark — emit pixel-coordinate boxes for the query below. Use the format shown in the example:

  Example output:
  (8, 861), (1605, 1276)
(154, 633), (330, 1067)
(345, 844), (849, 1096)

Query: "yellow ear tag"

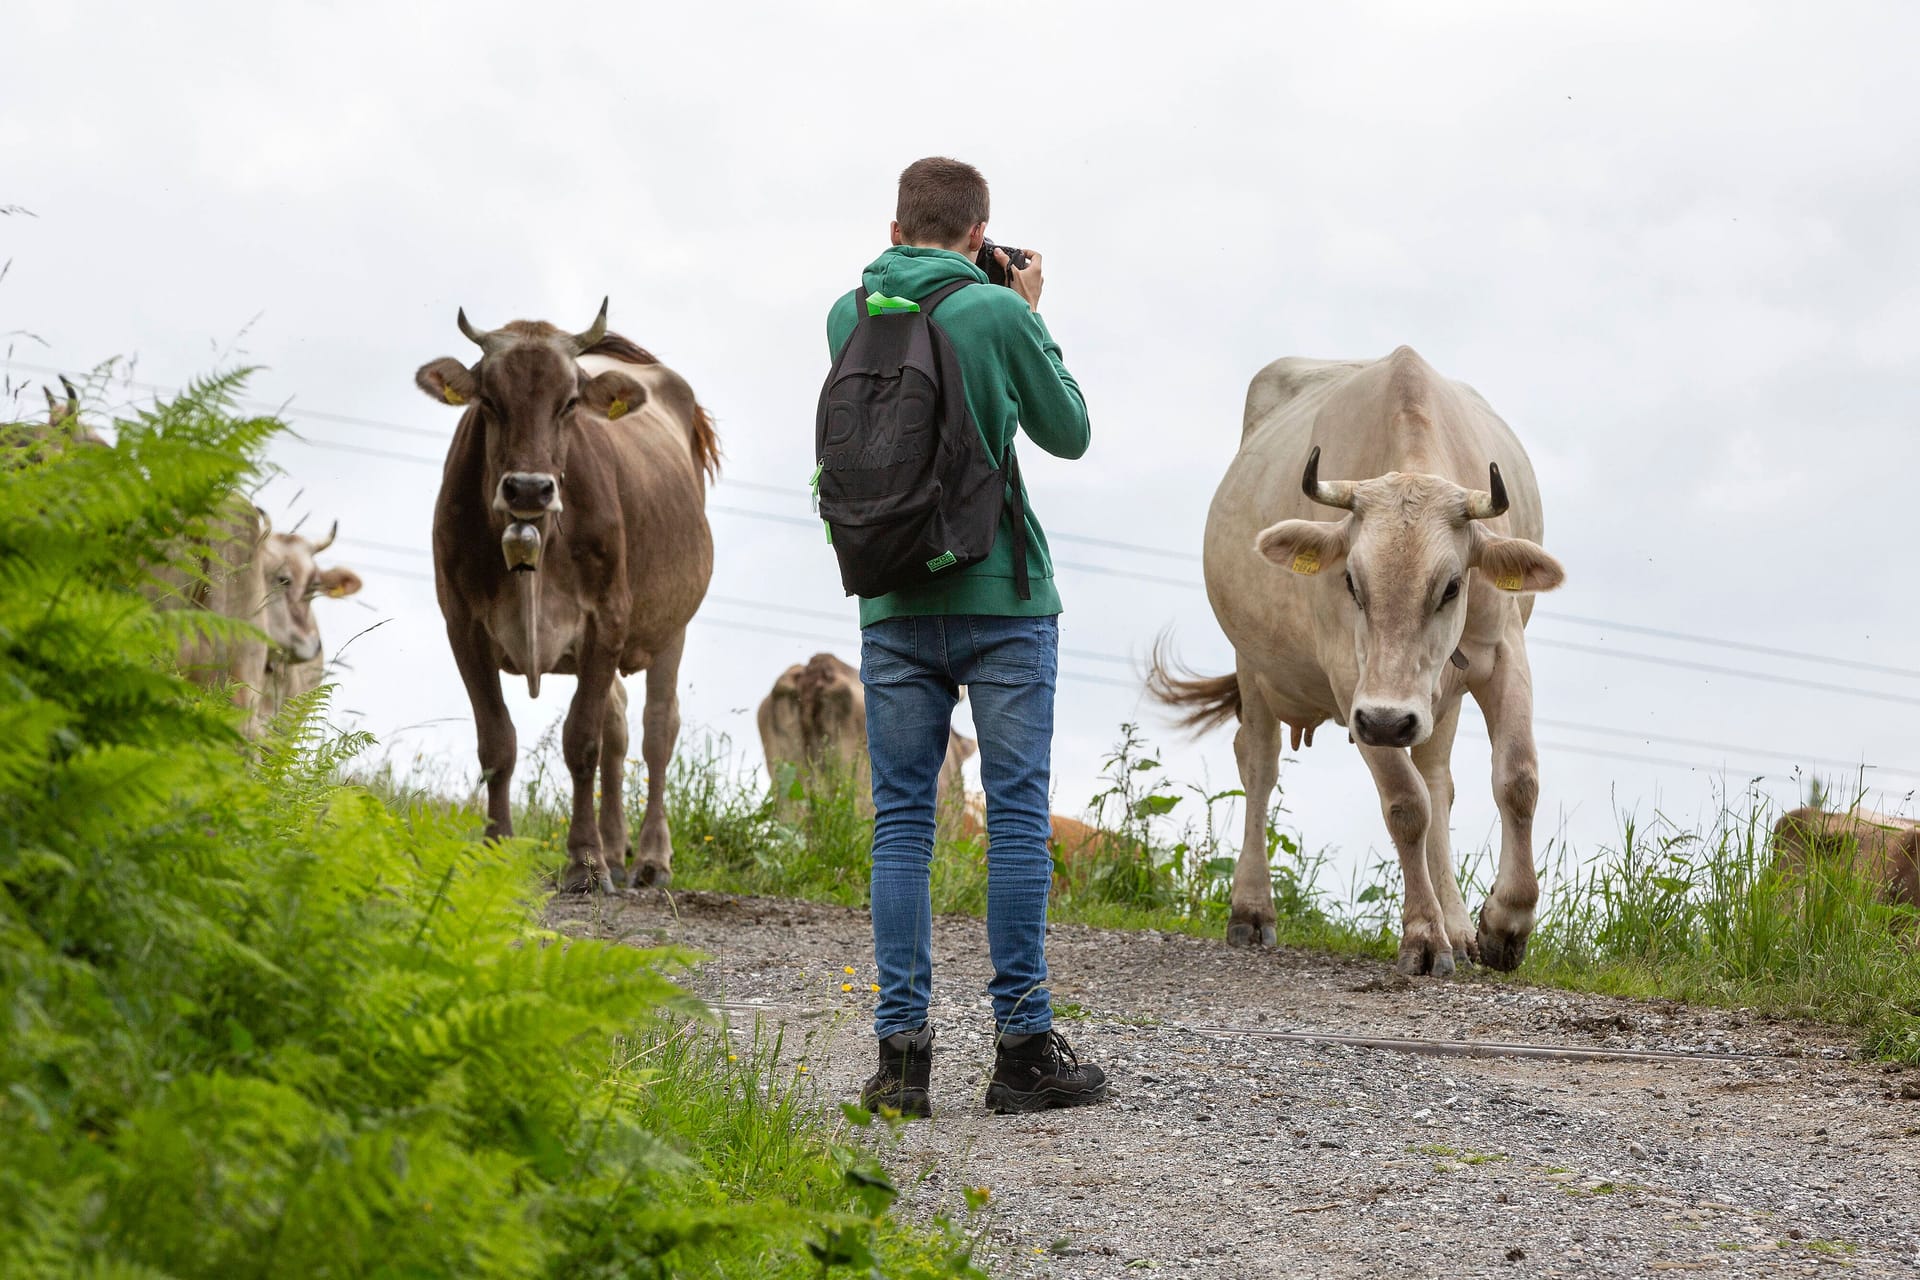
(1290, 549), (1321, 575)
(606, 398), (629, 420)
(326, 583), (349, 598)
(1494, 571), (1524, 591)
(441, 385), (466, 406)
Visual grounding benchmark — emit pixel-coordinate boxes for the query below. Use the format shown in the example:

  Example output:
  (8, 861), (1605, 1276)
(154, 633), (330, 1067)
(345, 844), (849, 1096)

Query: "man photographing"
(816, 156), (1105, 1116)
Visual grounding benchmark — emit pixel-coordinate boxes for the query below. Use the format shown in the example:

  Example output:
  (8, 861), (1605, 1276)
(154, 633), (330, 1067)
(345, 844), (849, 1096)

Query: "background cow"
(257, 522), (363, 721)
(1153, 347), (1564, 977)
(417, 300), (718, 893)
(758, 652), (975, 822)
(1771, 806), (1920, 907)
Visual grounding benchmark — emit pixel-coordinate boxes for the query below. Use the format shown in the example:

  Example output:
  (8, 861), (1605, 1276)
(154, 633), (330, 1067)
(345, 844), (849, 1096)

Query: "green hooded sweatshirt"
(826, 246), (1091, 627)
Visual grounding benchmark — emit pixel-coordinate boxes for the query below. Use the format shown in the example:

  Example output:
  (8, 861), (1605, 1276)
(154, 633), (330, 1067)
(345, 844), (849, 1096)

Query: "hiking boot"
(859, 1025), (934, 1119)
(984, 1029), (1109, 1114)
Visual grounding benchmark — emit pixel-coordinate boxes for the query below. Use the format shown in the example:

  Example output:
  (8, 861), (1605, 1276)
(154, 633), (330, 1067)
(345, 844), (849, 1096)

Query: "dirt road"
(553, 891), (1920, 1278)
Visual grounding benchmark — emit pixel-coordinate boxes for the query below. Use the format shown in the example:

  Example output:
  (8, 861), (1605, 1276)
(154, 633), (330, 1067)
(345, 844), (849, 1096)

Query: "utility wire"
(27, 363), (1915, 698)
(344, 548), (1918, 783)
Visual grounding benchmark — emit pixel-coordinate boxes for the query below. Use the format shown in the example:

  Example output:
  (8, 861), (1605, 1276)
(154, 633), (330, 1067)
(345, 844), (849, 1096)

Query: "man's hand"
(998, 247), (1044, 312)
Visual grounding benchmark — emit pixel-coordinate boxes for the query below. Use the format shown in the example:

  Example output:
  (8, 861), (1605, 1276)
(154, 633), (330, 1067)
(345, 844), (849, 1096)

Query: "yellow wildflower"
(869, 983), (880, 992)
(841, 982), (853, 992)
(843, 965), (856, 975)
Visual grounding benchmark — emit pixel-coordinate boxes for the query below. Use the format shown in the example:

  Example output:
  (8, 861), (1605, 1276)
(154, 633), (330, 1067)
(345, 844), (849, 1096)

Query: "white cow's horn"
(568, 297), (609, 354)
(1301, 446), (1357, 511)
(1463, 463), (1509, 521)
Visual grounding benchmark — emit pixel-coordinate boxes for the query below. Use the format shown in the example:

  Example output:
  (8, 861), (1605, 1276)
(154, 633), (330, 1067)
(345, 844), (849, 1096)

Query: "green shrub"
(0, 378), (972, 1279)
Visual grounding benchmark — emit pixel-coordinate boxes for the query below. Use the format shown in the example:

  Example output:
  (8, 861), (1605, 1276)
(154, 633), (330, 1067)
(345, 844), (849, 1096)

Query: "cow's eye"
(276, 573), (293, 588)
(563, 396), (581, 415)
(1440, 577), (1461, 608)
(1344, 571), (1361, 608)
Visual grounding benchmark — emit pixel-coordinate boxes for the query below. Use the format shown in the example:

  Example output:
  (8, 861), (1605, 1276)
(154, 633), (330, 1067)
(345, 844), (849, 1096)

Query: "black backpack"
(814, 280), (1028, 600)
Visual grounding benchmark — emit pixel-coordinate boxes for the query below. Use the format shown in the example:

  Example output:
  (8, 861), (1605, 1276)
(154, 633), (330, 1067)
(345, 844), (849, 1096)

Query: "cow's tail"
(1146, 633), (1242, 735)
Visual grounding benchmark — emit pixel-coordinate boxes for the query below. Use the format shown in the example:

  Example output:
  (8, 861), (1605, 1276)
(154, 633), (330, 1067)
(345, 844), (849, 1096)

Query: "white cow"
(1152, 347), (1564, 976)
(257, 523), (362, 720)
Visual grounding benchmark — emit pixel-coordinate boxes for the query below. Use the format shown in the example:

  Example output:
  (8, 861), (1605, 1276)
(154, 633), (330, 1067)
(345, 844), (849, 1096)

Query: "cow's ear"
(319, 566), (363, 599)
(1255, 518), (1350, 577)
(415, 358), (477, 407)
(580, 370), (648, 421)
(1471, 530), (1565, 594)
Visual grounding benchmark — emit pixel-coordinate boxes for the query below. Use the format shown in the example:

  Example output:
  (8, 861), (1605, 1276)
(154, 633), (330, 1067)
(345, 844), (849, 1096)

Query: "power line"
(1528, 636), (1920, 709)
(1531, 611), (1920, 681)
(33, 368), (1917, 697)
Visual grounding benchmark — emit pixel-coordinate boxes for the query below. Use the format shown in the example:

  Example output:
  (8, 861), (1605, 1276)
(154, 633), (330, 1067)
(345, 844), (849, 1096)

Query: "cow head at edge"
(413, 298), (649, 527)
(260, 521), (363, 665)
(1252, 446), (1564, 749)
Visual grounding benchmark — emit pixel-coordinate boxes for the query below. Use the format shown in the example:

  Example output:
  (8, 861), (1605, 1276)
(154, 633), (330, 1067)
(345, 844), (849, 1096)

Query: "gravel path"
(551, 891), (1920, 1278)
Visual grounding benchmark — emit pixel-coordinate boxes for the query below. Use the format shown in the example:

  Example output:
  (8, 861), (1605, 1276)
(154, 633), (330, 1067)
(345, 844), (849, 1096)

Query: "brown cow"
(416, 300), (718, 893)
(954, 793), (1127, 886)
(758, 652), (975, 821)
(1771, 807), (1920, 907)
(257, 522), (364, 721)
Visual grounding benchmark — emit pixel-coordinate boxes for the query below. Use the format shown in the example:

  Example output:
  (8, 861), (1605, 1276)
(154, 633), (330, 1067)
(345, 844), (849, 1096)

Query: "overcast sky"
(7, 0), (1918, 898)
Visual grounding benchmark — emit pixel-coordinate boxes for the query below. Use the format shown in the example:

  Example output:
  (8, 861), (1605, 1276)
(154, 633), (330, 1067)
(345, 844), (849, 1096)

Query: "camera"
(975, 238), (1031, 287)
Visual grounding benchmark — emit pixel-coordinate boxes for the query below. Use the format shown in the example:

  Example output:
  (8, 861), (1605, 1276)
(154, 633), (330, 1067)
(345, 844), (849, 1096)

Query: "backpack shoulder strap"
(1004, 445), (1031, 601)
(921, 280), (971, 315)
(847, 284), (868, 325)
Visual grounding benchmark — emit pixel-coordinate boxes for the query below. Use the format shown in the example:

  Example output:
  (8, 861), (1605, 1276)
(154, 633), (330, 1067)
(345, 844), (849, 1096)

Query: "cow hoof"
(1478, 927), (1529, 972)
(561, 865), (604, 894)
(1395, 941), (1456, 979)
(1226, 918), (1276, 948)
(628, 862), (673, 890)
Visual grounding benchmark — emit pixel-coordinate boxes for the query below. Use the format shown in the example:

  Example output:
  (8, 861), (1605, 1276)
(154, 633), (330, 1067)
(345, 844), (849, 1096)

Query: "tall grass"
(0, 380), (977, 1279)
(493, 717), (1918, 1062)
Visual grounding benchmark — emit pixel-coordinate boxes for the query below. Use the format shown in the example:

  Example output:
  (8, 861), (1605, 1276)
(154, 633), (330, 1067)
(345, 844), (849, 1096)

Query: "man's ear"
(579, 370), (648, 421)
(319, 566), (363, 599)
(1470, 529), (1566, 594)
(415, 358), (477, 407)
(1255, 518), (1351, 577)
(965, 221), (987, 255)
(889, 220), (904, 246)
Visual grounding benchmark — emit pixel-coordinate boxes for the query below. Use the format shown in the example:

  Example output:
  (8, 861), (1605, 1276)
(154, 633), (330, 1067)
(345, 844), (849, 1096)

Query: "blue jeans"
(861, 614), (1059, 1039)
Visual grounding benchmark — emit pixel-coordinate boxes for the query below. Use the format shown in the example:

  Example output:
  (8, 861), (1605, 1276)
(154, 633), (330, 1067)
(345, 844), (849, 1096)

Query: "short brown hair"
(895, 157), (990, 245)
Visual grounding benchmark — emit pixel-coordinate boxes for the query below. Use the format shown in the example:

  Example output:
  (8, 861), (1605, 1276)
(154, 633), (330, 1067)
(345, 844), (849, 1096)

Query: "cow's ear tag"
(1290, 549), (1321, 575)
(1450, 649), (1469, 670)
(441, 385), (466, 406)
(1494, 571), (1524, 591)
(606, 398), (629, 420)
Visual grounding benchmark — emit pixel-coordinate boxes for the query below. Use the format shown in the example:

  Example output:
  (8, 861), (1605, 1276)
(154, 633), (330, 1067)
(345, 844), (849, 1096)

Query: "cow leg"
(629, 630), (685, 889)
(446, 619), (516, 841)
(562, 646), (619, 895)
(1357, 744), (1452, 977)
(1227, 673), (1280, 948)
(1469, 631), (1543, 971)
(598, 677), (633, 884)
(1410, 698), (1476, 964)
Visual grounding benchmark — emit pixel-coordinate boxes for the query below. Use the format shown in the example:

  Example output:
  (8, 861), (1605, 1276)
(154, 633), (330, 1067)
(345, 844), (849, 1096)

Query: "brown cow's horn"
(457, 307), (512, 356)
(59, 375), (80, 419)
(1464, 462), (1509, 520)
(568, 297), (609, 354)
(311, 520), (337, 554)
(1301, 445), (1357, 511)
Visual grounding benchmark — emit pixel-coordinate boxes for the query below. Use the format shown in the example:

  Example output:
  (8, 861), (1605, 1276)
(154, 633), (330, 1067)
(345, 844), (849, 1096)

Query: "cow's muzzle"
(496, 472), (561, 519)
(1351, 704), (1427, 749)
